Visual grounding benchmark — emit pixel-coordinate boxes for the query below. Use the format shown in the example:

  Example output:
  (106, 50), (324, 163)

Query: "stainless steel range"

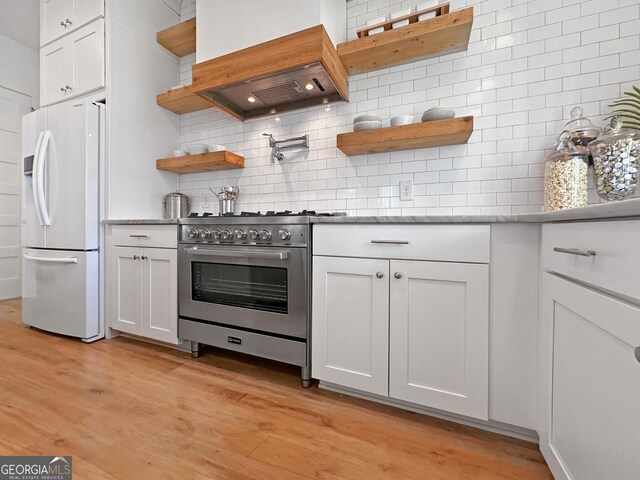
(178, 211), (339, 387)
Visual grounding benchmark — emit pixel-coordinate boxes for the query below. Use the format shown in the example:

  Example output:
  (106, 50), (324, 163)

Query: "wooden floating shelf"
(338, 7), (473, 75)
(157, 85), (213, 114)
(337, 116), (473, 156)
(356, 3), (450, 38)
(156, 151), (244, 174)
(156, 17), (196, 57)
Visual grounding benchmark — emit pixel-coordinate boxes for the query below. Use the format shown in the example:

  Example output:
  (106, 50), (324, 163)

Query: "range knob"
(221, 229), (233, 240)
(187, 228), (199, 239)
(235, 229), (247, 240)
(259, 229), (272, 241)
(248, 229), (259, 241)
(213, 230), (222, 240)
(200, 228), (212, 239)
(279, 229), (291, 241)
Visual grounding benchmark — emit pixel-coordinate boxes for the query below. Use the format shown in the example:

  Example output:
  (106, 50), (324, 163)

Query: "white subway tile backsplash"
(175, 0), (640, 216)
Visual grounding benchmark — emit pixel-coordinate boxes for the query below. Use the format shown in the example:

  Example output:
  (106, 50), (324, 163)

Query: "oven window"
(192, 262), (288, 314)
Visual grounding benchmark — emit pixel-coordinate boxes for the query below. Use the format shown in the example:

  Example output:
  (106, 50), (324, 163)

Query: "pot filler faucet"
(263, 133), (310, 163)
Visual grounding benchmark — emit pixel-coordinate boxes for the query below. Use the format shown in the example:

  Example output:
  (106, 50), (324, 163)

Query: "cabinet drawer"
(313, 224), (490, 263)
(542, 220), (640, 303)
(110, 225), (177, 248)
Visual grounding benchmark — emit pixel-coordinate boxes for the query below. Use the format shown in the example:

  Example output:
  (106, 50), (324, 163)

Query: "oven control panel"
(180, 224), (308, 246)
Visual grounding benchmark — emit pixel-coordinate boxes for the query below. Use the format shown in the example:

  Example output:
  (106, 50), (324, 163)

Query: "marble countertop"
(102, 218), (178, 225)
(311, 199), (640, 224)
(102, 199), (640, 226)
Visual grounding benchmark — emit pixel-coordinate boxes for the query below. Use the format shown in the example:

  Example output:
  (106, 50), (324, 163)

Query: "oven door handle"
(184, 247), (289, 260)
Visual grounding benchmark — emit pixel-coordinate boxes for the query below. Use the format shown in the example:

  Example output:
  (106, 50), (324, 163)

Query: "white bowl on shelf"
(207, 144), (226, 152)
(391, 114), (415, 127)
(353, 121), (383, 131)
(421, 106), (455, 122)
(353, 114), (382, 124)
(187, 144), (208, 155)
(172, 149), (188, 157)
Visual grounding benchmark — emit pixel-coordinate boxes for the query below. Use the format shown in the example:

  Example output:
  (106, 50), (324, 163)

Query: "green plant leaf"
(611, 100), (640, 108)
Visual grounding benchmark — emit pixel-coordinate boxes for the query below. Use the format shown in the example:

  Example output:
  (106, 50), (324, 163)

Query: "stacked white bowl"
(353, 114), (383, 132)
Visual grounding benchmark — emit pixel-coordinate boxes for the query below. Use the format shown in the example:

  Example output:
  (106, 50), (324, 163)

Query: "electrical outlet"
(400, 180), (413, 201)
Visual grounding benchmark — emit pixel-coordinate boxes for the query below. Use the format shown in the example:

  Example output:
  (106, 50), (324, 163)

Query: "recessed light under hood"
(191, 26), (348, 121)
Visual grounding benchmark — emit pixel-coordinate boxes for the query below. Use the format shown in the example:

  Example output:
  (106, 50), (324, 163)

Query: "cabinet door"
(68, 20), (105, 98)
(40, 40), (69, 106)
(539, 273), (640, 480)
(107, 246), (142, 335)
(312, 256), (389, 396)
(141, 248), (179, 345)
(389, 260), (489, 420)
(41, 0), (72, 46)
(71, 0), (104, 30)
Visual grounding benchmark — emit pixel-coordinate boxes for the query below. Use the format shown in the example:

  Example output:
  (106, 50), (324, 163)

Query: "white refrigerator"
(21, 99), (104, 342)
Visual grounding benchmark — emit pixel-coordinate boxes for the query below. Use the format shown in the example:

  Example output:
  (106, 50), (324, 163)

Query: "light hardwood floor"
(0, 298), (553, 479)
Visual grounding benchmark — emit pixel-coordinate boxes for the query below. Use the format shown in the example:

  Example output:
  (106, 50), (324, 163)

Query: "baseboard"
(320, 382), (539, 444)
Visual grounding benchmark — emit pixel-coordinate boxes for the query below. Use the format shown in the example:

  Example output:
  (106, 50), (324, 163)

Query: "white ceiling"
(0, 0), (39, 50)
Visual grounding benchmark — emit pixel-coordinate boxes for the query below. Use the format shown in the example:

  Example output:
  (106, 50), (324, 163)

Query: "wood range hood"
(190, 25), (348, 121)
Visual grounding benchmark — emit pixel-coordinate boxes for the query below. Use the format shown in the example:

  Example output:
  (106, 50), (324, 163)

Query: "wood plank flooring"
(0, 298), (553, 479)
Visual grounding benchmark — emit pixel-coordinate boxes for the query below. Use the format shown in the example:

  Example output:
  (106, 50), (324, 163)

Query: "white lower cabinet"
(108, 244), (179, 345)
(389, 260), (489, 420)
(312, 253), (489, 420)
(539, 273), (640, 480)
(312, 256), (390, 396)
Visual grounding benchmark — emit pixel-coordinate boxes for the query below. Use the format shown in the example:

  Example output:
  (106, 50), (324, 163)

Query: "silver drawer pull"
(376, 272), (384, 279)
(553, 247), (596, 257)
(129, 234), (149, 238)
(371, 240), (409, 245)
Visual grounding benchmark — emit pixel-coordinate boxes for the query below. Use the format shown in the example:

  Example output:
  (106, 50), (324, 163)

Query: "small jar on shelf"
(544, 131), (589, 211)
(588, 116), (640, 201)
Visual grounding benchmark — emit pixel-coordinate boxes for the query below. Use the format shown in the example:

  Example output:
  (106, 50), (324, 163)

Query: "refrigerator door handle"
(23, 254), (78, 264)
(31, 132), (45, 226)
(35, 131), (51, 226)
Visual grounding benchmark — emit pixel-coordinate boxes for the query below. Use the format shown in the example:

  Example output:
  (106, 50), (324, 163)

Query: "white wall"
(106, 0), (179, 219)
(178, 0), (640, 216)
(0, 34), (38, 107)
(196, 0), (346, 63)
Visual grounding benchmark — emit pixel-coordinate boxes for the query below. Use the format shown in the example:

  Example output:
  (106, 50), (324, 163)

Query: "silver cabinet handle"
(185, 247), (288, 261)
(65, 85), (72, 91)
(141, 256), (148, 260)
(635, 347), (640, 364)
(65, 18), (72, 25)
(394, 272), (402, 279)
(60, 21), (66, 27)
(376, 272), (384, 278)
(553, 247), (596, 257)
(129, 234), (149, 238)
(60, 87), (66, 92)
(371, 240), (409, 245)
(133, 255), (139, 260)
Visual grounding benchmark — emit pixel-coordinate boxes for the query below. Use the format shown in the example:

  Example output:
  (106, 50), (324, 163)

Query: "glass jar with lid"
(544, 131), (589, 211)
(588, 116), (640, 201)
(564, 106), (602, 149)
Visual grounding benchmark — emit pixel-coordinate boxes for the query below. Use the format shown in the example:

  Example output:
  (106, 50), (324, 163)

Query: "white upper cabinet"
(41, 0), (104, 47)
(40, 19), (105, 106)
